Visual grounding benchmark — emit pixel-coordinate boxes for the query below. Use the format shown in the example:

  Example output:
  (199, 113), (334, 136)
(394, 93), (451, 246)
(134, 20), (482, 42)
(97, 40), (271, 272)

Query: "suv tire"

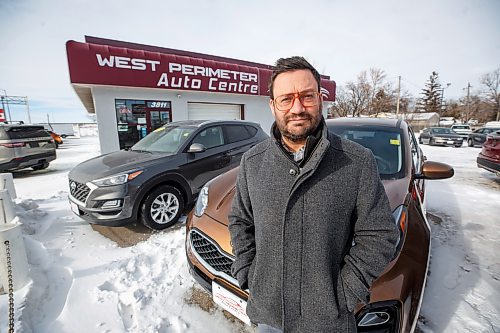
(467, 138), (473, 147)
(32, 162), (49, 171)
(140, 185), (184, 230)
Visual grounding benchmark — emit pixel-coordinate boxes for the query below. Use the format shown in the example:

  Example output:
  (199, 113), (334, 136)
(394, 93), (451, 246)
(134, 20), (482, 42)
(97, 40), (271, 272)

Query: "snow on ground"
(0, 136), (498, 333)
(418, 144), (499, 333)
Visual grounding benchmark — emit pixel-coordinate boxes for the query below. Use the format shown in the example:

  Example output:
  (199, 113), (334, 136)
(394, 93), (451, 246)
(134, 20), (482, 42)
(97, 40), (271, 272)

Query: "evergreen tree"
(417, 71), (443, 113)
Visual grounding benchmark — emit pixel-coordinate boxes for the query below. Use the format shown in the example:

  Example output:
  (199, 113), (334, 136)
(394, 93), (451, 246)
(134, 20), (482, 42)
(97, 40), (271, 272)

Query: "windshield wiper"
(130, 149), (152, 154)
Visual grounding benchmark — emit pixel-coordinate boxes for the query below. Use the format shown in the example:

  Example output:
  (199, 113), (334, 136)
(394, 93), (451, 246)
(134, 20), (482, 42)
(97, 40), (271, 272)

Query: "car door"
(420, 128), (429, 143)
(470, 129), (483, 146)
(180, 125), (233, 194)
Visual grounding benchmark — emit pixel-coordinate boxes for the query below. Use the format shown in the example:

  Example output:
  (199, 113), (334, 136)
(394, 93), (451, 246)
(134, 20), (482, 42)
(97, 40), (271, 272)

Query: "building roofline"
(84, 36), (331, 79)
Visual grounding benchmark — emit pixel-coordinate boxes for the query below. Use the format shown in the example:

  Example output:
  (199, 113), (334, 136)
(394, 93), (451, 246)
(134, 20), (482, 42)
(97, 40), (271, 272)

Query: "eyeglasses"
(272, 91), (320, 112)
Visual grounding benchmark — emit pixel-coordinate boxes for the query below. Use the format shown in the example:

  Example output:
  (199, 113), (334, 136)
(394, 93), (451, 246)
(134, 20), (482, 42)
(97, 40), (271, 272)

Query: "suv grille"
(190, 230), (234, 277)
(69, 180), (90, 203)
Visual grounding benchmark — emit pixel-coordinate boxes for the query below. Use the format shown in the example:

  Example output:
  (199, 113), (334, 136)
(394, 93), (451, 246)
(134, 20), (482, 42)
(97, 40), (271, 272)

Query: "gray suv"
(0, 124), (57, 172)
(68, 120), (267, 230)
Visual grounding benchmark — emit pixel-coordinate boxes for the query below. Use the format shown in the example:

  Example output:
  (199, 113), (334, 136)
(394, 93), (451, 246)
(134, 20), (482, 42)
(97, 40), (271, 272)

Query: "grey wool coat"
(228, 121), (398, 333)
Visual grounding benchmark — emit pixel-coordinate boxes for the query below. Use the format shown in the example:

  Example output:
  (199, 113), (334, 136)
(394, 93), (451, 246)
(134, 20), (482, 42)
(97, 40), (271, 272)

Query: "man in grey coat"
(228, 56), (398, 333)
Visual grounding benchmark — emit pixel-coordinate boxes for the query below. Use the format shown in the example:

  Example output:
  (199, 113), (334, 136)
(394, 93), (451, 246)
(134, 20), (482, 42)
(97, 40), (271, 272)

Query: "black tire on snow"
(32, 162), (49, 171)
(140, 185), (184, 230)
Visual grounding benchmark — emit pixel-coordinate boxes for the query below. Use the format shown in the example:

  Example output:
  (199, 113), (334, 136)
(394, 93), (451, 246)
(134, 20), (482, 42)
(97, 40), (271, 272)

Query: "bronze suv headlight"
(194, 184), (209, 217)
(392, 205), (408, 258)
(356, 300), (401, 332)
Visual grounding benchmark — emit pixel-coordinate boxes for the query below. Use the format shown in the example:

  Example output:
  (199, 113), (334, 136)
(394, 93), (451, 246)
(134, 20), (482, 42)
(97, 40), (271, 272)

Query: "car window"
(192, 126), (224, 149)
(224, 125), (253, 143)
(432, 128), (453, 134)
(245, 125), (258, 137)
(131, 126), (196, 153)
(327, 125), (404, 179)
(452, 125), (470, 129)
(475, 129), (483, 134)
(408, 127), (421, 173)
(0, 126), (51, 140)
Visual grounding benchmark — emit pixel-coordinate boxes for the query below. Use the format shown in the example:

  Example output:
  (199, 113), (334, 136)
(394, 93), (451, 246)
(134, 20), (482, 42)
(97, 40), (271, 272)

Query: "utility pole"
(0, 90), (12, 122)
(26, 97), (32, 124)
(396, 75), (401, 116)
(466, 82), (471, 123)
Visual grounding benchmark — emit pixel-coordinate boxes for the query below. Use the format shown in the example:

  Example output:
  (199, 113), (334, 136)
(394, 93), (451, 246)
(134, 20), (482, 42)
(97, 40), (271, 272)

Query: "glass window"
(225, 125), (252, 143)
(245, 125), (258, 137)
(115, 99), (172, 149)
(432, 128), (453, 134)
(192, 126), (224, 149)
(408, 127), (421, 173)
(327, 125), (404, 179)
(131, 125), (195, 153)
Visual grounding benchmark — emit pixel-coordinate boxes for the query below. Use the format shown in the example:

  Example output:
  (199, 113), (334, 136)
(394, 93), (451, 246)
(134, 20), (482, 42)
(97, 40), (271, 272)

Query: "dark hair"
(268, 56), (321, 99)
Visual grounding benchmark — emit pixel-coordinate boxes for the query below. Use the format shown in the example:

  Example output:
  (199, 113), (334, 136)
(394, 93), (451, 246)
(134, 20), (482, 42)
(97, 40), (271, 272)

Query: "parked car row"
(419, 124), (500, 150)
(0, 124), (58, 172)
(185, 118), (455, 333)
(418, 125), (500, 176)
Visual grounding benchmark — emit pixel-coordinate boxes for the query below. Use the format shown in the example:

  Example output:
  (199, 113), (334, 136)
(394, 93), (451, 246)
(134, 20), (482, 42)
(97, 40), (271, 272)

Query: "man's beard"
(276, 110), (322, 143)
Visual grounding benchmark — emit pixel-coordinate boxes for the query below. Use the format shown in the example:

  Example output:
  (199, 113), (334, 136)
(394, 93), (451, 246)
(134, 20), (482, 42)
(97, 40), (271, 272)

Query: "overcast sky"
(0, 0), (499, 123)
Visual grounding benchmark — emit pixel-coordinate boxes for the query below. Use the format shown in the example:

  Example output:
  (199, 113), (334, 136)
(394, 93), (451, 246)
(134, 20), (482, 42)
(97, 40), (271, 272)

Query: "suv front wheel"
(140, 185), (184, 230)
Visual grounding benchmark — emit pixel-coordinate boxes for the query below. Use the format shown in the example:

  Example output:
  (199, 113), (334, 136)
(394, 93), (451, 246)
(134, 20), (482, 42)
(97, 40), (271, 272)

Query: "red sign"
(66, 40), (336, 101)
(0, 108), (5, 122)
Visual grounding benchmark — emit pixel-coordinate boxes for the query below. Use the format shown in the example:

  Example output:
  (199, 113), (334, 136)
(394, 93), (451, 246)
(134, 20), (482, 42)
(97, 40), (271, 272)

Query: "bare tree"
(367, 68), (387, 116)
(480, 68), (500, 121)
(328, 87), (351, 117)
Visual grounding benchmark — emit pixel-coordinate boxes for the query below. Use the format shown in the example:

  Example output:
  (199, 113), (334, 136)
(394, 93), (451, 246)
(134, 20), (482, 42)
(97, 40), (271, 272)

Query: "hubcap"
(150, 193), (179, 224)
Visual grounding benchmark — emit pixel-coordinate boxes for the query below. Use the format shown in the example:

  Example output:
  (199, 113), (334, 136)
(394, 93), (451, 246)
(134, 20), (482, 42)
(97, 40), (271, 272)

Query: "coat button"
(289, 169), (297, 176)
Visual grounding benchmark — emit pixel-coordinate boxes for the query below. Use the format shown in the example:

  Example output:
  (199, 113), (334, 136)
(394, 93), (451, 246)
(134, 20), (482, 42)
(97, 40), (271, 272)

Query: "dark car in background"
(467, 127), (500, 147)
(186, 118), (454, 332)
(419, 127), (463, 147)
(68, 120), (268, 230)
(477, 130), (500, 176)
(0, 124), (57, 172)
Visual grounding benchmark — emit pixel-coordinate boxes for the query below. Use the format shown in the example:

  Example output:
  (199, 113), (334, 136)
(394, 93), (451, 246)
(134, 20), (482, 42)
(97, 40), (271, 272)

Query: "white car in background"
(451, 124), (472, 139)
(439, 117), (456, 127)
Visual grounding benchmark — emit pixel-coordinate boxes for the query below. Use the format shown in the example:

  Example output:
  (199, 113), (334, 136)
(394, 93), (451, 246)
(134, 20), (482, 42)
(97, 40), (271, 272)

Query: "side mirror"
(415, 161), (454, 180)
(187, 143), (207, 153)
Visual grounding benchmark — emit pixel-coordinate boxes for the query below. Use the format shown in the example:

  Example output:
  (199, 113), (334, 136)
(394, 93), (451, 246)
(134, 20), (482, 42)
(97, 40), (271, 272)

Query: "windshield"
(131, 126), (196, 153)
(327, 125), (404, 179)
(432, 128), (454, 134)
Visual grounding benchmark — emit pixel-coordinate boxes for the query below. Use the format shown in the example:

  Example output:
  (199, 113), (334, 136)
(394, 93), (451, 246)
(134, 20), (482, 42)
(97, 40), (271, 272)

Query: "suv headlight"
(392, 205), (407, 258)
(91, 170), (143, 187)
(194, 184), (209, 217)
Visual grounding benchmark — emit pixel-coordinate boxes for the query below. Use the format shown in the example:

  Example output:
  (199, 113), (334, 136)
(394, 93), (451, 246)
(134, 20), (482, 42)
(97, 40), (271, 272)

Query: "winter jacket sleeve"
(340, 149), (399, 311)
(228, 156), (256, 290)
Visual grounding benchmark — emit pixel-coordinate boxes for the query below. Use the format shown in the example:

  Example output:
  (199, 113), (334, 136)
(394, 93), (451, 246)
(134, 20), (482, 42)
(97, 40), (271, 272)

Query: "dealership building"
(66, 36), (336, 153)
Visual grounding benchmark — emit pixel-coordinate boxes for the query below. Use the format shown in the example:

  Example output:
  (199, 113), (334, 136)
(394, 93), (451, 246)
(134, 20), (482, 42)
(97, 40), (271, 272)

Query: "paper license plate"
(447, 141), (454, 144)
(212, 281), (251, 325)
(70, 202), (81, 215)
